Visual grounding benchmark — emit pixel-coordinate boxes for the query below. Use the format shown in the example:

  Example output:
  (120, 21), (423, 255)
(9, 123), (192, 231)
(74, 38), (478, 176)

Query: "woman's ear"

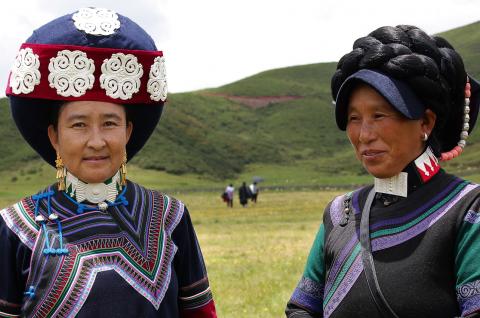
(47, 124), (59, 152)
(422, 109), (437, 136)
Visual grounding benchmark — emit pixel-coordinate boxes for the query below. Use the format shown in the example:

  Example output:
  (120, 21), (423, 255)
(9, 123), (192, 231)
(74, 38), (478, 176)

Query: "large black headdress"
(331, 25), (480, 159)
(6, 7), (167, 166)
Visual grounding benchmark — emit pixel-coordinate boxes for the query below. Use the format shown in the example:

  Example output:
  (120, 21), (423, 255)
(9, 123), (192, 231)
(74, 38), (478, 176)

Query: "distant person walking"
(239, 182), (250, 207)
(249, 182), (259, 203)
(225, 184), (234, 207)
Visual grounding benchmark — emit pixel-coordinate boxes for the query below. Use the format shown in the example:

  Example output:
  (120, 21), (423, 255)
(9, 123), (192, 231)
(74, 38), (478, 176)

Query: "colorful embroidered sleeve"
(286, 223), (326, 318)
(0, 215), (31, 318)
(455, 198), (480, 317)
(172, 207), (217, 318)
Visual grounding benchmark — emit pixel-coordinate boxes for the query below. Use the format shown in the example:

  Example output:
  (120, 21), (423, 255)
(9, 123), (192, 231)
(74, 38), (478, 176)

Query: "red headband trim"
(6, 43), (167, 104)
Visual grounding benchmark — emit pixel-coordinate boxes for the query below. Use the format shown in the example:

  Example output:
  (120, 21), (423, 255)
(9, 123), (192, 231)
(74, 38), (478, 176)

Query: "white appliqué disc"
(100, 53), (143, 100)
(10, 48), (41, 94)
(84, 183), (108, 204)
(48, 50), (95, 97)
(147, 56), (168, 102)
(72, 7), (120, 36)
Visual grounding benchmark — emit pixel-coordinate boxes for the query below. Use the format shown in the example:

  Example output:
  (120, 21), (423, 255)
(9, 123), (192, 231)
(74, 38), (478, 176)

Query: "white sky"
(0, 0), (478, 96)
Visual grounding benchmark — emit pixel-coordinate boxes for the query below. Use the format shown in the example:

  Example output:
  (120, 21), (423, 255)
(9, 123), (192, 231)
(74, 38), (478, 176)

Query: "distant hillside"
(208, 62), (337, 97)
(0, 21), (479, 182)
(439, 21), (480, 78)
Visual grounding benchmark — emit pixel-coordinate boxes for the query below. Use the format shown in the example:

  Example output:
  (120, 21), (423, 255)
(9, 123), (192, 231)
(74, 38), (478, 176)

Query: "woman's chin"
(363, 165), (400, 179)
(76, 171), (115, 184)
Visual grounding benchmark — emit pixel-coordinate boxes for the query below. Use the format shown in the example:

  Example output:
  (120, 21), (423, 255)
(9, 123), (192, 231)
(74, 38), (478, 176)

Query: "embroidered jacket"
(286, 170), (480, 318)
(0, 181), (216, 318)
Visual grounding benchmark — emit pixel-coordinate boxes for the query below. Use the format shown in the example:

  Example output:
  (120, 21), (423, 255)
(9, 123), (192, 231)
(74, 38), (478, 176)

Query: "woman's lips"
(83, 156), (108, 162)
(361, 150), (386, 159)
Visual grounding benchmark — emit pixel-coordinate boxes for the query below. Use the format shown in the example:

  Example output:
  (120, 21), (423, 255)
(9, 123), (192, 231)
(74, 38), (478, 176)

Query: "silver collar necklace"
(374, 147), (440, 198)
(64, 170), (122, 205)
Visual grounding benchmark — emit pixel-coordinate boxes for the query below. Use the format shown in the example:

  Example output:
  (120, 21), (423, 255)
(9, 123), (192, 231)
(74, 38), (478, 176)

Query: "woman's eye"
(374, 113), (386, 119)
(104, 121), (120, 128)
(348, 115), (359, 122)
(71, 122), (86, 128)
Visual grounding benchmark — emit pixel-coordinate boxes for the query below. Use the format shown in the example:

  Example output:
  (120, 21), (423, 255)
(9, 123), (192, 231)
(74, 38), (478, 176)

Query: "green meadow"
(183, 190), (339, 318)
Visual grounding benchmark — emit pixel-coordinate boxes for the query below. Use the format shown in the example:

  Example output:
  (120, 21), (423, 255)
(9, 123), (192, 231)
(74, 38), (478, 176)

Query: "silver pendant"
(98, 202), (109, 211)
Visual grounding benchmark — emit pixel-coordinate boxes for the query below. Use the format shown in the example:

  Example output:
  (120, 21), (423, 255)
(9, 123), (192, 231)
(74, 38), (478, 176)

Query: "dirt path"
(203, 93), (302, 108)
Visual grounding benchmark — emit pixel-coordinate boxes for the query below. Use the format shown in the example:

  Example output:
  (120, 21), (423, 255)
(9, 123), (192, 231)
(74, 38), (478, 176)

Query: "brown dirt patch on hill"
(203, 93), (303, 108)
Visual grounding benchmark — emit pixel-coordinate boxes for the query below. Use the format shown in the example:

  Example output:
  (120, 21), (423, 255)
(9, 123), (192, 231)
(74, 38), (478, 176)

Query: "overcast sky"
(1, 0), (478, 96)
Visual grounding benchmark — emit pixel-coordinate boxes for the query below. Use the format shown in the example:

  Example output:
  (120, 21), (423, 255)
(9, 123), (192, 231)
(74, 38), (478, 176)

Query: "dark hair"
(331, 25), (467, 153)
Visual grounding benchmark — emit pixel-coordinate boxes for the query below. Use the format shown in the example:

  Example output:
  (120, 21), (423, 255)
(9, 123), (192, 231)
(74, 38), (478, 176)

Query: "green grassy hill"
(439, 21), (480, 77)
(0, 21), (479, 190)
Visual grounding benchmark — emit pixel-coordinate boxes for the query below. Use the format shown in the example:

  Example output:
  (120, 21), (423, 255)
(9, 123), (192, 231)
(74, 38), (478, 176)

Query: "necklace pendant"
(98, 202), (108, 211)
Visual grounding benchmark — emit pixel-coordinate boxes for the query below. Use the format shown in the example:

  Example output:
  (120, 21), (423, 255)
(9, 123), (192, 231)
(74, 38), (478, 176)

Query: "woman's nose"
(358, 120), (377, 144)
(86, 127), (107, 149)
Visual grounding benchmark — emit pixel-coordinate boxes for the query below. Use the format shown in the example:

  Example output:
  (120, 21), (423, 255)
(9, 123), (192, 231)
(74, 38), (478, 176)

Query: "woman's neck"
(63, 170), (123, 204)
(374, 147), (440, 197)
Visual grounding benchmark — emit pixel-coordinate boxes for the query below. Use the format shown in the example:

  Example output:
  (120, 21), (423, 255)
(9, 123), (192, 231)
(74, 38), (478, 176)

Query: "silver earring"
(422, 132), (428, 141)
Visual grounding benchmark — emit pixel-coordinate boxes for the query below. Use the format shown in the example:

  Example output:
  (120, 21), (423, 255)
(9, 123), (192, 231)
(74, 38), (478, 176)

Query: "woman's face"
(48, 101), (133, 183)
(346, 84), (434, 179)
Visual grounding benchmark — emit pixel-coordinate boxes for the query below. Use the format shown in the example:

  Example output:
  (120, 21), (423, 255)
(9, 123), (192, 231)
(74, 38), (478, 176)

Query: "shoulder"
(129, 181), (186, 232)
(0, 188), (53, 250)
(443, 176), (480, 226)
(323, 186), (371, 228)
(438, 173), (480, 213)
(129, 181), (185, 207)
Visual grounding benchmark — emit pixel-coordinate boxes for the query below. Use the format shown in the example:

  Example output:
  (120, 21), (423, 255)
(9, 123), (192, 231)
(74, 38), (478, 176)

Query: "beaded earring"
(120, 152), (127, 186)
(55, 152), (66, 191)
(422, 132), (428, 142)
(440, 77), (471, 161)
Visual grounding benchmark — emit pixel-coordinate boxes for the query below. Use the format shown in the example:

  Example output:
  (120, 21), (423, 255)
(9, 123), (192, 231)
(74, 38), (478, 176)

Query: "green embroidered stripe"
(49, 198), (176, 315)
(46, 194), (181, 316)
(18, 201), (39, 231)
(323, 244), (361, 306)
(371, 181), (468, 239)
(323, 181), (469, 306)
(50, 235), (165, 316)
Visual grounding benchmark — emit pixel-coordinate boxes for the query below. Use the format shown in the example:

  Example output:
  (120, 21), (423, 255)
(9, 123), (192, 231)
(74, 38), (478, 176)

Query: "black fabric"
(285, 303), (321, 318)
(0, 185), (210, 317)
(0, 218), (31, 316)
(239, 185), (250, 205)
(360, 188), (399, 318)
(286, 170), (480, 317)
(326, 171), (475, 317)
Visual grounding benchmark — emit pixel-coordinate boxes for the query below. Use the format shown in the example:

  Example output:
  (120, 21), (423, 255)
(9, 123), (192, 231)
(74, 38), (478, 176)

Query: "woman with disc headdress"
(0, 8), (216, 318)
(286, 25), (480, 317)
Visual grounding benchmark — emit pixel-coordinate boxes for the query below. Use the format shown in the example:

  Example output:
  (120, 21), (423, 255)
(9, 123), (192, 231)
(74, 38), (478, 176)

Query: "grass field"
(180, 190), (340, 318)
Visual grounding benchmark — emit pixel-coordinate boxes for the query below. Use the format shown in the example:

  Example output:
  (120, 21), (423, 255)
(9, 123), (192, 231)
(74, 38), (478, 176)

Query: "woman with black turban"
(286, 25), (480, 317)
(0, 8), (216, 318)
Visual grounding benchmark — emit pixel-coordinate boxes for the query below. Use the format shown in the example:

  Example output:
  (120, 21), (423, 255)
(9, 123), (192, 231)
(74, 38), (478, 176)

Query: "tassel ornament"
(55, 152), (66, 191)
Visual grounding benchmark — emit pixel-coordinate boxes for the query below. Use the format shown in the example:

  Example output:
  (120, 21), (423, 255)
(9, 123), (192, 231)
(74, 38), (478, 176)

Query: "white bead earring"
(422, 132), (428, 141)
